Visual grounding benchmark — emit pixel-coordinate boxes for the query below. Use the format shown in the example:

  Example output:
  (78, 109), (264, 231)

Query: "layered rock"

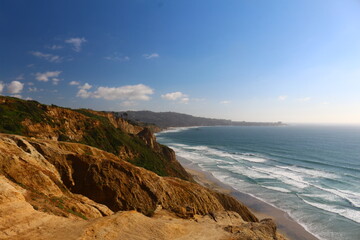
(0, 134), (255, 221)
(0, 96), (192, 181)
(0, 133), (286, 240)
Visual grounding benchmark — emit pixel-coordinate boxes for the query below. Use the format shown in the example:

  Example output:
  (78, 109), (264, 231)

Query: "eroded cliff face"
(0, 134), (255, 221)
(0, 96), (192, 181)
(0, 133), (286, 240)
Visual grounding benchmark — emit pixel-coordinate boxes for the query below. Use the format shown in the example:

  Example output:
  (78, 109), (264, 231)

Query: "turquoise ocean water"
(156, 125), (360, 240)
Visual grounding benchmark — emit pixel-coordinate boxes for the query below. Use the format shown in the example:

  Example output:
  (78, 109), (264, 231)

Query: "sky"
(1, 0), (360, 124)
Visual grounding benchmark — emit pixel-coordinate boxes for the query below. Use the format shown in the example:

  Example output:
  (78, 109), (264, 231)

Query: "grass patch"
(0, 97), (53, 135)
(0, 97), (186, 179)
(66, 208), (88, 220)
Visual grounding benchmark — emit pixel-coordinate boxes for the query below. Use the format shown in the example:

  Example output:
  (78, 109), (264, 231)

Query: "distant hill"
(115, 111), (284, 129)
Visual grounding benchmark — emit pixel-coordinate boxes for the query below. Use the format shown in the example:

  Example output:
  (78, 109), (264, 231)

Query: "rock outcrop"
(0, 133), (286, 240)
(0, 96), (192, 181)
(0, 97), (287, 239)
(0, 134), (255, 221)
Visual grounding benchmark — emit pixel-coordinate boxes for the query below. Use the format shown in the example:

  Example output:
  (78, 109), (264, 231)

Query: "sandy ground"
(180, 158), (319, 240)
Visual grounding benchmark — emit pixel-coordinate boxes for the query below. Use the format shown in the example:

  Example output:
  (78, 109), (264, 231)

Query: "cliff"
(0, 96), (287, 239)
(0, 133), (285, 240)
(0, 96), (191, 181)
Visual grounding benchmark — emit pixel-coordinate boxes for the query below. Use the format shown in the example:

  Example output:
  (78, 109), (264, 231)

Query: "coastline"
(178, 156), (319, 240)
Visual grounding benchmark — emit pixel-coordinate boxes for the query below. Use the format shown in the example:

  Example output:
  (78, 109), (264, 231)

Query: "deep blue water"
(156, 125), (360, 240)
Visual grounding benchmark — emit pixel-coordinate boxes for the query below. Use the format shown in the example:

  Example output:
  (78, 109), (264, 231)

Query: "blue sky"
(1, 0), (360, 123)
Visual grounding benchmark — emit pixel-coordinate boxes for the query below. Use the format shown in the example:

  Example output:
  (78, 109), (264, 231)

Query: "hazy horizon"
(1, 0), (360, 124)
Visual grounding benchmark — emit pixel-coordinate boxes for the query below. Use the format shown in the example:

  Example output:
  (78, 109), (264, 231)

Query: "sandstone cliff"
(0, 96), (191, 181)
(0, 133), (285, 240)
(0, 96), (287, 239)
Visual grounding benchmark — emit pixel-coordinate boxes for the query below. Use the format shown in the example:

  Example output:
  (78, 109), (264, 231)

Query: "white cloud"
(180, 97), (189, 104)
(220, 100), (231, 104)
(278, 95), (287, 101)
(298, 97), (311, 102)
(143, 53), (159, 59)
(77, 84), (153, 102)
(65, 37), (87, 52)
(76, 83), (93, 98)
(52, 78), (61, 85)
(0, 82), (4, 93)
(161, 91), (190, 104)
(79, 83), (92, 90)
(35, 71), (62, 82)
(7, 81), (24, 94)
(27, 82), (34, 86)
(30, 51), (63, 63)
(27, 64), (35, 68)
(77, 89), (91, 98)
(161, 91), (186, 100)
(12, 94), (22, 99)
(69, 81), (80, 86)
(104, 56), (130, 62)
(46, 45), (63, 50)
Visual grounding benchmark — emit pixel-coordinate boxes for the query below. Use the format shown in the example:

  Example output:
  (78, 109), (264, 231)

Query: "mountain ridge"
(116, 110), (284, 129)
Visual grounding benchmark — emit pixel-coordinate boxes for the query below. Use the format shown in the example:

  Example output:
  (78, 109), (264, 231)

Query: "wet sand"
(179, 157), (319, 240)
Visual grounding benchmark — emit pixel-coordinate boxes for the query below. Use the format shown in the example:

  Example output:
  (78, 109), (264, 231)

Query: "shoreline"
(178, 157), (319, 240)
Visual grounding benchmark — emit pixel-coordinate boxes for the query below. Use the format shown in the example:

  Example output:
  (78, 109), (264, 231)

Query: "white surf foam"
(252, 166), (309, 189)
(218, 165), (273, 179)
(311, 185), (360, 208)
(235, 154), (267, 163)
(157, 126), (199, 134)
(175, 144), (268, 163)
(263, 186), (291, 193)
(278, 165), (338, 179)
(302, 199), (360, 224)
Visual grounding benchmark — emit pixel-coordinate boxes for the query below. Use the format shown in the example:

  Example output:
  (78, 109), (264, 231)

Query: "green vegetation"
(0, 96), (185, 179)
(50, 197), (88, 220)
(72, 109), (169, 176)
(66, 208), (88, 220)
(75, 110), (169, 176)
(0, 97), (53, 134)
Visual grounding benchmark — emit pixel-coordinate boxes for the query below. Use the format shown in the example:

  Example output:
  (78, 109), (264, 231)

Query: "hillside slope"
(0, 133), (285, 240)
(0, 96), (190, 180)
(116, 110), (284, 129)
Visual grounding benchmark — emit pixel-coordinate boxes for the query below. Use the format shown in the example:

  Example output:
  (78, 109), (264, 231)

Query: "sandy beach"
(179, 157), (319, 240)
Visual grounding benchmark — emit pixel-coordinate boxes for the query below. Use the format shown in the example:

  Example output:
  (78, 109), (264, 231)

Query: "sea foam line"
(175, 144), (268, 163)
(301, 198), (360, 224)
(156, 126), (200, 134)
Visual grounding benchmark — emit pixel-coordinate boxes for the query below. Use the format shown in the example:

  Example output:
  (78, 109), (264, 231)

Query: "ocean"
(156, 125), (360, 240)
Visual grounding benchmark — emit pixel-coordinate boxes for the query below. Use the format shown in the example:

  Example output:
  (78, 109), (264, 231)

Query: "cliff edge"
(0, 96), (287, 240)
(0, 133), (286, 240)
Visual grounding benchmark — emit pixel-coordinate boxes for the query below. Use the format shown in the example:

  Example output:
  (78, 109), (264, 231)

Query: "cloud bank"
(161, 91), (189, 103)
(35, 71), (62, 82)
(69, 81), (80, 86)
(77, 83), (154, 103)
(30, 51), (63, 63)
(7, 81), (24, 94)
